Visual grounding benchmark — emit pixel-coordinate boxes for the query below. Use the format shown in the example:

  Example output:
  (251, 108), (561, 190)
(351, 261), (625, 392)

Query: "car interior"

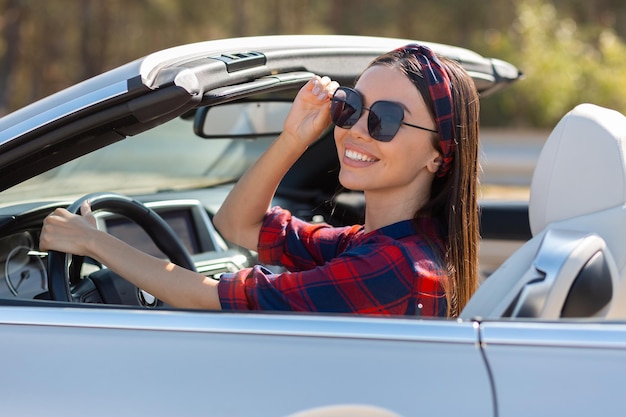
(461, 103), (626, 320)
(6, 100), (625, 321)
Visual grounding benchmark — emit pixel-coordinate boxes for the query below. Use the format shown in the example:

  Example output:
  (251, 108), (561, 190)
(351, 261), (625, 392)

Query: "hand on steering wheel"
(46, 192), (196, 306)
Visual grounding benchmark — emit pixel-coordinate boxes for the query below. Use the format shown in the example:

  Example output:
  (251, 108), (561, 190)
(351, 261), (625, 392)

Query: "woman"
(40, 44), (480, 317)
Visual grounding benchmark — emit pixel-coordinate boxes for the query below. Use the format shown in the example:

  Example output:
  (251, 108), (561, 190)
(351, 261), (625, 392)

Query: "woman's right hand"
(281, 75), (339, 147)
(39, 200), (99, 257)
(213, 75), (338, 251)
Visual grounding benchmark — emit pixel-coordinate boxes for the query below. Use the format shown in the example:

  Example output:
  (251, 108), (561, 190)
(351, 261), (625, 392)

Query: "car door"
(480, 320), (626, 416)
(0, 305), (494, 417)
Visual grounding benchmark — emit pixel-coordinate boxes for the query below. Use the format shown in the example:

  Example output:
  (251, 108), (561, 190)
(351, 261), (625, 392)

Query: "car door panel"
(481, 321), (626, 416)
(0, 306), (493, 417)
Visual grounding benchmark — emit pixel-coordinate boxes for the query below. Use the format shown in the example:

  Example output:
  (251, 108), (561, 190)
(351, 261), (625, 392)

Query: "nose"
(348, 110), (372, 141)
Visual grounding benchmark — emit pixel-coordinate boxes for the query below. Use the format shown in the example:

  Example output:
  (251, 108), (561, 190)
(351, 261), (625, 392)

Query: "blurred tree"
(79, 0), (113, 80)
(0, 0), (23, 114)
(0, 0), (625, 127)
(481, 0), (626, 127)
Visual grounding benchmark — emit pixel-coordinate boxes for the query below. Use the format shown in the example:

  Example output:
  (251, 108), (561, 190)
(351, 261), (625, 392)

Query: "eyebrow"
(354, 87), (413, 114)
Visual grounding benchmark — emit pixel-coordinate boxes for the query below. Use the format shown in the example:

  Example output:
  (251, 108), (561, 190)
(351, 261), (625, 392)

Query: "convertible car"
(1, 35), (625, 417)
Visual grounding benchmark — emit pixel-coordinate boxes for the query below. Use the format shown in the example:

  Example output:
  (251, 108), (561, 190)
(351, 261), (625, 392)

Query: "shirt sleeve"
(256, 206), (361, 271)
(217, 235), (447, 316)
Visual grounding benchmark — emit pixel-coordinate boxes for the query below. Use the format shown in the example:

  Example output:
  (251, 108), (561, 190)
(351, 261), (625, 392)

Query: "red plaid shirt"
(218, 207), (448, 316)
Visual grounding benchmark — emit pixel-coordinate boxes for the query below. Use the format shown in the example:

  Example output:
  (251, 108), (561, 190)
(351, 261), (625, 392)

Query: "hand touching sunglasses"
(330, 87), (438, 142)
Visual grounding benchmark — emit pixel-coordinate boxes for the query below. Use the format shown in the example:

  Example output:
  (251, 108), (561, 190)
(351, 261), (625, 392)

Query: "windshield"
(0, 117), (275, 205)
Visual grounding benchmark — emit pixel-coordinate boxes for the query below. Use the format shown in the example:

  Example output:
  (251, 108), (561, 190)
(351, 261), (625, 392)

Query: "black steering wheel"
(47, 192), (197, 306)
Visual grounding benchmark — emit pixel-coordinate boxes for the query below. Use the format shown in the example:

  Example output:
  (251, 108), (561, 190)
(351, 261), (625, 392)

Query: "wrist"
(276, 130), (310, 155)
(82, 228), (108, 261)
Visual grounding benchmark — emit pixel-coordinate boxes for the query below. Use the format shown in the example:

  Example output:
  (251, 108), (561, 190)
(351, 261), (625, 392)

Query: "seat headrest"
(530, 104), (626, 236)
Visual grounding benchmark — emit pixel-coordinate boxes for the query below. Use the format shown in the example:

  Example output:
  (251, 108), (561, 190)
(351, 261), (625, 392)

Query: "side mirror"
(193, 101), (292, 138)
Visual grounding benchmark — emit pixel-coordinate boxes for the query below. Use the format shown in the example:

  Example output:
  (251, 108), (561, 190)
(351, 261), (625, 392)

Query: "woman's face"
(334, 65), (441, 202)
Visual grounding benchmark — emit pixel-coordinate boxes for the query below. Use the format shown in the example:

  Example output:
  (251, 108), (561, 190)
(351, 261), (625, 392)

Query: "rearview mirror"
(193, 101), (292, 138)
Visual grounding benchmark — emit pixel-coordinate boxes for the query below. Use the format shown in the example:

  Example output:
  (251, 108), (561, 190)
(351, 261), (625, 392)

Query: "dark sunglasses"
(330, 87), (438, 142)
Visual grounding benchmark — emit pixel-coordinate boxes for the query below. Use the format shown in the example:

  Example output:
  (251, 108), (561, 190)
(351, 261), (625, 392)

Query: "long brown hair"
(368, 50), (481, 317)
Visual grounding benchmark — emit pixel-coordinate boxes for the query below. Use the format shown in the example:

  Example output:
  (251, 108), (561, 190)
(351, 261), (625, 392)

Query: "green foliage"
(1, 0), (625, 128)
(480, 0), (626, 127)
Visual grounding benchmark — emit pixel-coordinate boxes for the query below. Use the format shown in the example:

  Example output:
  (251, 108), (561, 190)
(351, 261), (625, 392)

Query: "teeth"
(345, 149), (376, 162)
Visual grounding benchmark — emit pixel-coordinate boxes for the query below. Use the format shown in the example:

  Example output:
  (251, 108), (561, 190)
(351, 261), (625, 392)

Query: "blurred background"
(1, 0), (625, 128)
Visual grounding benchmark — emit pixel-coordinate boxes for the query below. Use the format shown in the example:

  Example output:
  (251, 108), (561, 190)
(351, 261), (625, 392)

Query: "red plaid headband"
(396, 44), (455, 177)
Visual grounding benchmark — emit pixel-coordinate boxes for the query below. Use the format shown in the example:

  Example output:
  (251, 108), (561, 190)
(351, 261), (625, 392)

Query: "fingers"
(39, 204), (97, 253)
(45, 207), (71, 224)
(80, 200), (98, 228)
(283, 75), (341, 145)
(80, 200), (92, 216)
(310, 75), (340, 101)
(39, 209), (67, 251)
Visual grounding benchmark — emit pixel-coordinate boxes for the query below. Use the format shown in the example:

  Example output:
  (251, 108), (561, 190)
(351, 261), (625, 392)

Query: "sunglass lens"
(331, 88), (361, 128)
(368, 102), (403, 142)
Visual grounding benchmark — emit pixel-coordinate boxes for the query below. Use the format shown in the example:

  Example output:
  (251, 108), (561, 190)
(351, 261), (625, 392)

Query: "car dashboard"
(0, 198), (250, 301)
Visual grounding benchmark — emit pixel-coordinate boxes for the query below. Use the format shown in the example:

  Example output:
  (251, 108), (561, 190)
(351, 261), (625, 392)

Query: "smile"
(345, 149), (377, 162)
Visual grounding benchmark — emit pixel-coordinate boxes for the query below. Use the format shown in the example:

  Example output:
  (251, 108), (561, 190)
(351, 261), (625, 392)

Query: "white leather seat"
(461, 103), (626, 319)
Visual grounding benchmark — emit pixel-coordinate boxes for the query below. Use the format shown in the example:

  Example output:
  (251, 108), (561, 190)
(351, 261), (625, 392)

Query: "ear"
(426, 152), (443, 174)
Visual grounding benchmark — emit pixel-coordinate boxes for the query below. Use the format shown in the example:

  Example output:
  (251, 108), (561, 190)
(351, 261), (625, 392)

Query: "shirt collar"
(362, 217), (443, 241)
